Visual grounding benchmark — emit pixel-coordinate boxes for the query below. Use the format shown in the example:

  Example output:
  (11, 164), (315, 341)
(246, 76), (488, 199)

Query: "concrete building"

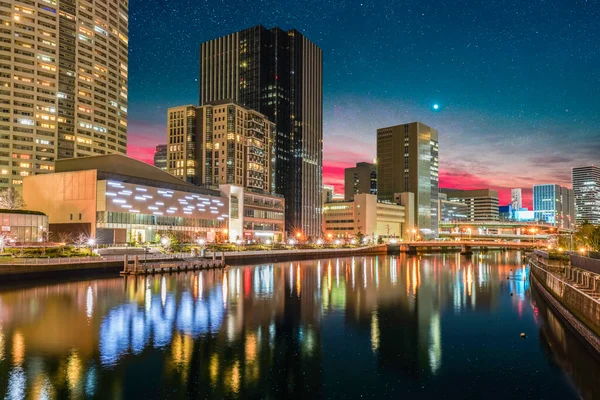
(220, 185), (285, 243)
(200, 26), (323, 236)
(22, 155), (228, 244)
(376, 122), (439, 235)
(441, 189), (499, 221)
(572, 165), (600, 226)
(344, 162), (377, 201)
(322, 193), (413, 241)
(153, 144), (167, 171)
(166, 105), (201, 184)
(323, 185), (335, 205)
(0, 0), (129, 189)
(533, 184), (575, 229)
(0, 210), (48, 243)
(511, 188), (523, 210)
(166, 102), (275, 193)
(438, 193), (469, 222)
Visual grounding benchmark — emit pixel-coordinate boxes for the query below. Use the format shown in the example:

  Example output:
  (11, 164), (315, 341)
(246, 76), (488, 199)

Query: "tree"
(356, 230), (365, 245)
(58, 232), (73, 245)
(0, 187), (26, 210)
(73, 233), (89, 249)
(575, 223), (600, 251)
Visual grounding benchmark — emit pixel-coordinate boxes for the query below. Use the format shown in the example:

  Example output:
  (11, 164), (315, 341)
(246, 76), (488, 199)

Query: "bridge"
(389, 240), (540, 255)
(439, 220), (574, 233)
(439, 232), (550, 241)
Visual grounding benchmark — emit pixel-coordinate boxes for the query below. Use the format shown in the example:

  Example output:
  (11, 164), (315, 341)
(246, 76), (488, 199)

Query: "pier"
(119, 254), (226, 275)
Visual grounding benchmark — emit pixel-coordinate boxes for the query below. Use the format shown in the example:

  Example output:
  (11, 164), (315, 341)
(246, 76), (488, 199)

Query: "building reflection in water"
(0, 251), (596, 398)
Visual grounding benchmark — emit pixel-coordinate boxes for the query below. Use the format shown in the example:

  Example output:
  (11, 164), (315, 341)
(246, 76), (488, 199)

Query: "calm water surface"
(0, 251), (599, 399)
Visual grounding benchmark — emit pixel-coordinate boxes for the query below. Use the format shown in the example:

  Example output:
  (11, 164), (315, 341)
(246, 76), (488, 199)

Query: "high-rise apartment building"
(376, 122), (439, 235)
(532, 184), (575, 229)
(153, 144), (167, 171)
(166, 105), (200, 184)
(572, 165), (600, 226)
(511, 188), (523, 210)
(166, 101), (275, 193)
(199, 25), (323, 236)
(0, 0), (129, 188)
(441, 189), (499, 221)
(344, 162), (376, 201)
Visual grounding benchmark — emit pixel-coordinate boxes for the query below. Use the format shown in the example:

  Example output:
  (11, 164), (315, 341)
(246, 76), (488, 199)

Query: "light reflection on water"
(0, 251), (596, 399)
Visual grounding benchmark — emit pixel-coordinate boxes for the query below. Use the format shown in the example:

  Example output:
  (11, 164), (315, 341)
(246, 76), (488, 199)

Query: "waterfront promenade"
(528, 251), (600, 353)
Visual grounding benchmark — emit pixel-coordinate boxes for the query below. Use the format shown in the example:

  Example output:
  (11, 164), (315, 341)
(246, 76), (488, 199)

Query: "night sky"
(126, 0), (600, 207)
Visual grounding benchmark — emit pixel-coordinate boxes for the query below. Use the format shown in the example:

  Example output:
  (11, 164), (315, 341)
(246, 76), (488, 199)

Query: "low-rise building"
(441, 189), (499, 221)
(22, 155), (229, 244)
(219, 185), (285, 243)
(0, 210), (48, 243)
(322, 193), (412, 241)
(439, 193), (469, 222)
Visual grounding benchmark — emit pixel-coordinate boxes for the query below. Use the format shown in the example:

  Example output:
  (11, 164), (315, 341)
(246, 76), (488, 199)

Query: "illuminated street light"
(288, 239), (295, 246)
(334, 239), (341, 245)
(161, 237), (169, 246)
(197, 238), (205, 246)
(87, 238), (96, 246)
(316, 238), (324, 245)
(266, 239), (272, 245)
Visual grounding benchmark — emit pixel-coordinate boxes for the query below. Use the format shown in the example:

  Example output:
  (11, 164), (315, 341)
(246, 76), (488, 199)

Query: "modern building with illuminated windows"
(572, 165), (600, 226)
(344, 162), (377, 201)
(441, 188), (499, 221)
(0, 0), (129, 189)
(220, 184), (284, 243)
(153, 144), (167, 171)
(199, 26), (323, 237)
(376, 122), (439, 236)
(322, 193), (413, 241)
(532, 184), (575, 229)
(22, 155), (228, 244)
(167, 101), (275, 193)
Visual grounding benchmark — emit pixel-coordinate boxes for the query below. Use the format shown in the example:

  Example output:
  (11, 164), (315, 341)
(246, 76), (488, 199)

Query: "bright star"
(433, 104), (439, 110)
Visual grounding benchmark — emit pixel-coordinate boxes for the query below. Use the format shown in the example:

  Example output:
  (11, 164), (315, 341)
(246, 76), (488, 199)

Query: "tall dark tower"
(200, 26), (323, 237)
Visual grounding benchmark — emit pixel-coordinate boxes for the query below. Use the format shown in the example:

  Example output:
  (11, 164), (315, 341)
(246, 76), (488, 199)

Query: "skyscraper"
(344, 162), (377, 201)
(166, 105), (200, 184)
(199, 26), (323, 236)
(532, 184), (575, 228)
(572, 166), (600, 226)
(153, 144), (167, 171)
(376, 122), (439, 235)
(0, 0), (129, 188)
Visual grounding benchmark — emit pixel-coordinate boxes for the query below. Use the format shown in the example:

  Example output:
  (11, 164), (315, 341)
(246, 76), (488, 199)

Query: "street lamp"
(316, 238), (324, 246)
(87, 237), (96, 254)
(288, 238), (295, 246)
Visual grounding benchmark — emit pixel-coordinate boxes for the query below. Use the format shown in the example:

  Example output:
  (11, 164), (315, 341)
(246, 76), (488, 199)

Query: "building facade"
(0, 209), (48, 243)
(344, 162), (376, 201)
(199, 26), (323, 236)
(153, 144), (167, 171)
(167, 102), (275, 193)
(0, 0), (129, 189)
(438, 193), (469, 222)
(22, 155), (228, 244)
(511, 188), (523, 210)
(572, 165), (600, 226)
(166, 105), (200, 184)
(220, 185), (284, 243)
(322, 193), (411, 241)
(532, 184), (575, 228)
(376, 122), (439, 235)
(441, 189), (499, 221)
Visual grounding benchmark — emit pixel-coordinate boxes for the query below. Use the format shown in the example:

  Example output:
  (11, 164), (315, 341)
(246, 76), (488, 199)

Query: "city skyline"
(127, 0), (599, 208)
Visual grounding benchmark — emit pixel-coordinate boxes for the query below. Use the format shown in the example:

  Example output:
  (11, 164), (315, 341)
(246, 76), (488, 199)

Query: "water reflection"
(0, 252), (596, 398)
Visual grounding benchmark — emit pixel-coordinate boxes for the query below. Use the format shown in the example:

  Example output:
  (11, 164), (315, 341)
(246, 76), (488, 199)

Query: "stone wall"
(531, 263), (600, 338)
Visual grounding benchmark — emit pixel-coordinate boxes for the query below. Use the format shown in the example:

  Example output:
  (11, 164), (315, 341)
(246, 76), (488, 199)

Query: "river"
(0, 251), (598, 399)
